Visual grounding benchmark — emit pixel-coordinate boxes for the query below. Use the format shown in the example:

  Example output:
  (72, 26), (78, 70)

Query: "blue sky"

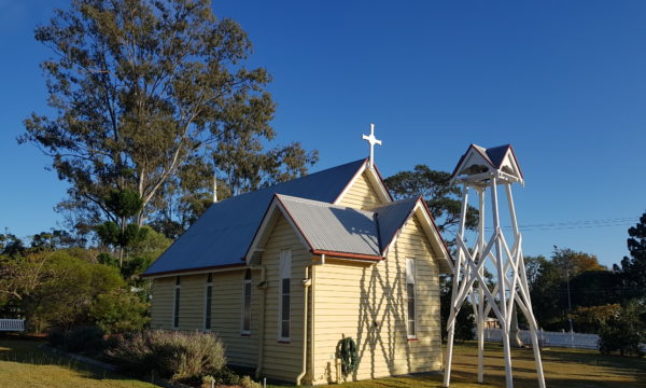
(1, 1), (645, 267)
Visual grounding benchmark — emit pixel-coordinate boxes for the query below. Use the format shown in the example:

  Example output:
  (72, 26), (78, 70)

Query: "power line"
(485, 216), (639, 232)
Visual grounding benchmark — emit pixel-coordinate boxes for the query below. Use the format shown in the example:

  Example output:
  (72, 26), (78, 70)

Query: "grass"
(0, 336), (157, 388)
(327, 341), (646, 388)
(0, 337), (644, 388)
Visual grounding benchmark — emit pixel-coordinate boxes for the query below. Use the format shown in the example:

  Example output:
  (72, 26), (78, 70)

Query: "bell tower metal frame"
(443, 145), (546, 388)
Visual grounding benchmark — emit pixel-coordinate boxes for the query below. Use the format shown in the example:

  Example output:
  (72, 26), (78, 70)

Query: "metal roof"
(144, 159), (368, 276)
(373, 197), (419, 253)
(485, 144), (511, 169)
(272, 194), (422, 258)
(277, 195), (380, 256)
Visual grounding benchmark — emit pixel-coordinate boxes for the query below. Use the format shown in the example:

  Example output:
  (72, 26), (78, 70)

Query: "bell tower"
(443, 144), (545, 388)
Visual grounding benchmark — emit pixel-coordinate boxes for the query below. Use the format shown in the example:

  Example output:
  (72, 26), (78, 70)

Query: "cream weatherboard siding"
(310, 214), (442, 384)
(257, 215), (310, 382)
(150, 277), (174, 328)
(337, 171), (384, 210)
(150, 270), (262, 368)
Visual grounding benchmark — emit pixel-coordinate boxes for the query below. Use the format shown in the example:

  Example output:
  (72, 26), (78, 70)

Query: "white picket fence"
(0, 319), (25, 332)
(484, 328), (599, 349)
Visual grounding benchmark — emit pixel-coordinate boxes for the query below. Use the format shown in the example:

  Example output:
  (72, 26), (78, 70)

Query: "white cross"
(362, 123), (382, 168)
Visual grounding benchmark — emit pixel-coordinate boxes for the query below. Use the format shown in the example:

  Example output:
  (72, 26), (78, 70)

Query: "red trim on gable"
(274, 195), (316, 251)
(142, 262), (246, 278)
(371, 163), (395, 202)
(242, 194), (280, 261)
(378, 199), (419, 256)
(419, 197), (452, 262)
(333, 158), (368, 204)
(311, 249), (383, 261)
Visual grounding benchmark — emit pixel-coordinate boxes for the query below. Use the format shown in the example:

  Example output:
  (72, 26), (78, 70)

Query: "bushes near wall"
(108, 330), (227, 383)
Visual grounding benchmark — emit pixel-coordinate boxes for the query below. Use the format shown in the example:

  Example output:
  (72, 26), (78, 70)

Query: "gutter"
(252, 265), (267, 379)
(296, 265), (312, 385)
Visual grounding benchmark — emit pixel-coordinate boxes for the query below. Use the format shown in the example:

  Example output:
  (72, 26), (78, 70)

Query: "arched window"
(241, 269), (252, 334)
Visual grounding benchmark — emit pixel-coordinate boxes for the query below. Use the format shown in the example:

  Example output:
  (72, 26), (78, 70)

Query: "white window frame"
(173, 276), (181, 329)
(204, 273), (213, 330)
(406, 258), (417, 339)
(278, 250), (292, 342)
(241, 269), (252, 335)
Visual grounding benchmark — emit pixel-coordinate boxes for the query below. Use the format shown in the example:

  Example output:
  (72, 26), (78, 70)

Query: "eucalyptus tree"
(21, 0), (317, 232)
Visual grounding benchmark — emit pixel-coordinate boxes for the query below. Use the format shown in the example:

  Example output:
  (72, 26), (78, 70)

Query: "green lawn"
(0, 337), (157, 388)
(1, 337), (644, 388)
(326, 342), (646, 388)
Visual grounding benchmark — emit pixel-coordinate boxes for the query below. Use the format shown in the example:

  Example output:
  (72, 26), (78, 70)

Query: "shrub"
(90, 289), (149, 334)
(201, 372), (261, 388)
(108, 330), (226, 382)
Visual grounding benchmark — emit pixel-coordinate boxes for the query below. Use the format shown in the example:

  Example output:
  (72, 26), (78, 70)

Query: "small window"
(204, 274), (213, 330)
(278, 250), (292, 341)
(406, 259), (416, 338)
(241, 269), (252, 334)
(173, 276), (181, 329)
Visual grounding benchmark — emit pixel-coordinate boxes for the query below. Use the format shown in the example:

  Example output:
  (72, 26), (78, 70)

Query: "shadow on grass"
(0, 335), (154, 385)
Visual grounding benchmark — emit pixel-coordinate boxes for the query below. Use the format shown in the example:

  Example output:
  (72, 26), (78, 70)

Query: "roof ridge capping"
(275, 193), (374, 215)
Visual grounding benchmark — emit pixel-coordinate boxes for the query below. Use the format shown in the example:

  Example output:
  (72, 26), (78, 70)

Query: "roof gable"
(451, 144), (523, 184)
(144, 159), (368, 276)
(245, 194), (451, 271)
(334, 164), (392, 209)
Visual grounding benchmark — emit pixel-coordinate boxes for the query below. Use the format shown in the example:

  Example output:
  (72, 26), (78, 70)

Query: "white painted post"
(477, 188), (486, 383)
(491, 179), (514, 388)
(443, 185), (469, 388)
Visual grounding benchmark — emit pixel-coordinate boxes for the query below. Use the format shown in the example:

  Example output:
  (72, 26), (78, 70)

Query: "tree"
(20, 0), (317, 234)
(615, 212), (646, 300)
(551, 247), (606, 279)
(385, 165), (478, 237)
(598, 301), (645, 357)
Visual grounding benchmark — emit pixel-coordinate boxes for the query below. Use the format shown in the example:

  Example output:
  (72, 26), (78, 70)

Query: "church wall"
(257, 215), (311, 383)
(336, 171), (385, 210)
(310, 214), (442, 384)
(149, 269), (261, 368)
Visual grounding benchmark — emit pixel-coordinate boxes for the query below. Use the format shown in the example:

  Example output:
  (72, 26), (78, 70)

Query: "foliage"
(89, 289), (150, 334)
(23, 251), (125, 331)
(525, 249), (616, 331)
(598, 301), (645, 357)
(0, 248), (151, 333)
(336, 337), (359, 376)
(439, 275), (475, 342)
(0, 231), (26, 257)
(614, 211), (646, 300)
(30, 229), (77, 250)
(48, 326), (107, 355)
(108, 330), (227, 382)
(384, 165), (478, 237)
(571, 304), (621, 334)
(20, 0), (317, 236)
(201, 372), (261, 388)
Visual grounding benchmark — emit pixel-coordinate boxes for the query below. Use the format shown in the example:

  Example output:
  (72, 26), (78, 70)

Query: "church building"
(143, 128), (450, 385)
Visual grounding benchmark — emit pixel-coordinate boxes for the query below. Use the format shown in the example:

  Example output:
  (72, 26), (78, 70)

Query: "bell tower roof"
(450, 144), (524, 185)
